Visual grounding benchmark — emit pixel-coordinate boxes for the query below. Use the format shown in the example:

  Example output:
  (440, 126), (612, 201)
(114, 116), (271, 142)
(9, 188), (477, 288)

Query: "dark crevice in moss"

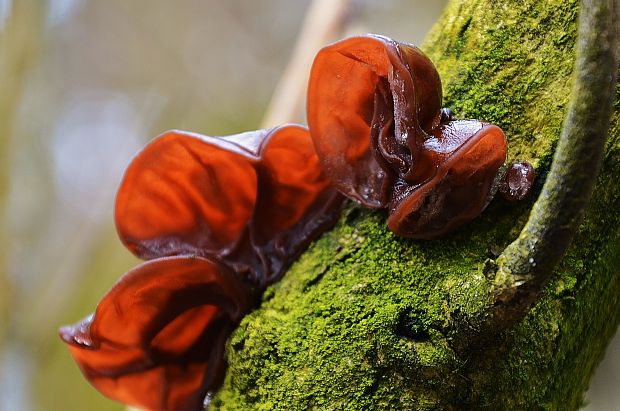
(396, 308), (433, 342)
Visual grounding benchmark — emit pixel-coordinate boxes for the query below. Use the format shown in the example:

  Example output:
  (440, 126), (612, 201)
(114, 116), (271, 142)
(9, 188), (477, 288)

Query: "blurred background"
(0, 1), (617, 410)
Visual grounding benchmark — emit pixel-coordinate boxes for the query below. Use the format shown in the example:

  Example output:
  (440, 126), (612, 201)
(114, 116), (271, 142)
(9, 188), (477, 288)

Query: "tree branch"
(492, 0), (619, 324)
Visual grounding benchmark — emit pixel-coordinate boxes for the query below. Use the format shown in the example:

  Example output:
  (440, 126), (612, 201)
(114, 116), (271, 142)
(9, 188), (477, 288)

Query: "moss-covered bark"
(212, 1), (620, 409)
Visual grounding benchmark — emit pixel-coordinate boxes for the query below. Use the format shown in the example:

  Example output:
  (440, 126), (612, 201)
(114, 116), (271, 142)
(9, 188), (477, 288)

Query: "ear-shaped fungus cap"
(308, 34), (508, 238)
(307, 34), (442, 208)
(114, 129), (261, 261)
(59, 256), (250, 411)
(115, 125), (342, 288)
(387, 121), (507, 238)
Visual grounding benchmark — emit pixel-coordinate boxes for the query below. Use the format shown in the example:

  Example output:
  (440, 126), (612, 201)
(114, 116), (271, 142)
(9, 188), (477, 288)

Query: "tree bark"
(212, 0), (620, 409)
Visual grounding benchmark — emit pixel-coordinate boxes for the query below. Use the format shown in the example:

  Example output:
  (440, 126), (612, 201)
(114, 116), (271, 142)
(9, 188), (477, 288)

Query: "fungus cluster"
(60, 125), (343, 411)
(60, 34), (533, 411)
(307, 35), (533, 238)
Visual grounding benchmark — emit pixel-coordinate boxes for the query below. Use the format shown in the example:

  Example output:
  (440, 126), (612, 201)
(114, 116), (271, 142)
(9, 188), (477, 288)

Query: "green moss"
(425, 0), (578, 167)
(213, 0), (620, 409)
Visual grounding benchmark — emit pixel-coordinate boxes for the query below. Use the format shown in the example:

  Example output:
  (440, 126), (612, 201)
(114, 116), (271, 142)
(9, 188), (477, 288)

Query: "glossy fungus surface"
(308, 34), (520, 238)
(61, 125), (343, 411)
(307, 34), (442, 208)
(499, 161), (536, 202)
(115, 125), (343, 288)
(387, 122), (507, 238)
(60, 257), (249, 411)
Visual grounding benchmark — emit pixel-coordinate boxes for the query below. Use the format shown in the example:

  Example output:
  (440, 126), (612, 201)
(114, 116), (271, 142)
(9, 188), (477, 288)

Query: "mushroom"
(498, 161), (536, 202)
(307, 34), (532, 238)
(59, 256), (250, 411)
(61, 125), (343, 411)
(386, 120), (508, 238)
(115, 124), (343, 288)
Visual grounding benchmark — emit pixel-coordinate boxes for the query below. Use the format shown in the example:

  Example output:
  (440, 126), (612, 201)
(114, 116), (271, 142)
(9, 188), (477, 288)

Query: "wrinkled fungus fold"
(115, 125), (343, 288)
(61, 125), (343, 411)
(60, 256), (249, 411)
(307, 34), (532, 238)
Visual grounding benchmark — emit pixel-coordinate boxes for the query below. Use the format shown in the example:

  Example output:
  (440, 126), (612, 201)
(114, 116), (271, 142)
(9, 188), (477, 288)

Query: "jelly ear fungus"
(307, 34), (533, 238)
(115, 125), (342, 289)
(59, 256), (250, 411)
(60, 125), (343, 411)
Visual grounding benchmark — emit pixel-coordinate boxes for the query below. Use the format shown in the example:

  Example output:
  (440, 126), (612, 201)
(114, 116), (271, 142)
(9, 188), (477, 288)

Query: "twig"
(261, 0), (356, 128)
(492, 0), (619, 325)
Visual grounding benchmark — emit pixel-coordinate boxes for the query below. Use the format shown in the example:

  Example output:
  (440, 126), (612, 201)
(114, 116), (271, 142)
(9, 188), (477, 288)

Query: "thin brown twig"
(261, 0), (357, 128)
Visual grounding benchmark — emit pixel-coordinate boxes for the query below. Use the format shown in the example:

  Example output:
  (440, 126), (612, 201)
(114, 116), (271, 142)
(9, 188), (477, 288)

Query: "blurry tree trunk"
(212, 0), (620, 409)
(0, 1), (45, 347)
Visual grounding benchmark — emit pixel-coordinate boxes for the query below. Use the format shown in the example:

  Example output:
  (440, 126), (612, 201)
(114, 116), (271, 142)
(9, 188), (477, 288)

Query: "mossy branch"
(492, 0), (619, 324)
(214, 1), (620, 408)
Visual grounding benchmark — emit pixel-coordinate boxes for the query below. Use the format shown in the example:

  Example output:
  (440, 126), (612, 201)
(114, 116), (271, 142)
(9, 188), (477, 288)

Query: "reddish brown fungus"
(308, 34), (532, 238)
(115, 125), (343, 289)
(499, 161), (536, 202)
(59, 256), (250, 411)
(61, 125), (343, 411)
(307, 35), (443, 209)
(387, 122), (507, 238)
(248, 125), (344, 285)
